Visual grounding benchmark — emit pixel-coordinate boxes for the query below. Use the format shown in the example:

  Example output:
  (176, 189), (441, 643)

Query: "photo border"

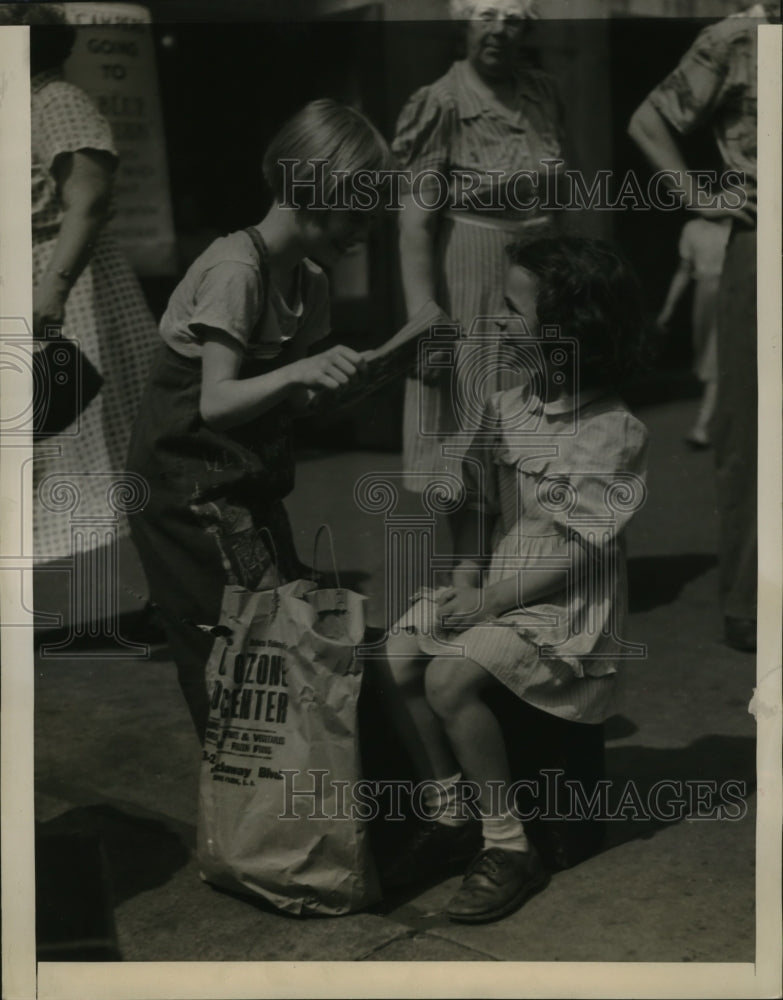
(1, 13), (780, 1000)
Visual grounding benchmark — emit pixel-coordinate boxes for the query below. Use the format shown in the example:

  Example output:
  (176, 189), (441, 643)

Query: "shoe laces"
(465, 847), (514, 882)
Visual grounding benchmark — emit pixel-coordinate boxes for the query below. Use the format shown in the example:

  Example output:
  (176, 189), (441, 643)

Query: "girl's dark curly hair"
(506, 235), (652, 391)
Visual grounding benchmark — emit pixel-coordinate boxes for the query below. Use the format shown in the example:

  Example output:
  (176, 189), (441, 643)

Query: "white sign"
(63, 3), (177, 276)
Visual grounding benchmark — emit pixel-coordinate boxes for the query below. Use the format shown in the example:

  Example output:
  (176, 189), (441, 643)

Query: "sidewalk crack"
(355, 928), (498, 962)
(355, 929), (417, 961)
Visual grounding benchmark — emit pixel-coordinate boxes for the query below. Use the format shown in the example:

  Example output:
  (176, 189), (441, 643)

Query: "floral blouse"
(646, 3), (771, 189)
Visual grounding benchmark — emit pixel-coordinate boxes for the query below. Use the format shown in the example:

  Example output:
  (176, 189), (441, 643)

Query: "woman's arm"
(198, 333), (366, 431)
(628, 100), (691, 180)
(398, 193), (452, 384)
(34, 149), (115, 337)
(398, 193), (439, 317)
(628, 100), (755, 224)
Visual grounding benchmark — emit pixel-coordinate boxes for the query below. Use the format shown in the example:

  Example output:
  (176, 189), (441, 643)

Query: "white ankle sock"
(423, 772), (468, 827)
(482, 813), (529, 853)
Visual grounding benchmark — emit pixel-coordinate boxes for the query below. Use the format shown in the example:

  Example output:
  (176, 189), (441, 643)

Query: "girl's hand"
(450, 560), (482, 590)
(33, 276), (69, 339)
(436, 586), (490, 631)
(289, 345), (366, 391)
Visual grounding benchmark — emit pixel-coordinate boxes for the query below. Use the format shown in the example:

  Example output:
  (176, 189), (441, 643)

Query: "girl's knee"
(380, 632), (428, 688)
(424, 656), (474, 718)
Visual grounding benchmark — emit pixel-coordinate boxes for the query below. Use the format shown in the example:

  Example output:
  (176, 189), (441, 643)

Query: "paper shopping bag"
(196, 529), (380, 916)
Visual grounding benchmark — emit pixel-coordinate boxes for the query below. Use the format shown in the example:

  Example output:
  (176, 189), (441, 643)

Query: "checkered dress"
(32, 69), (160, 561)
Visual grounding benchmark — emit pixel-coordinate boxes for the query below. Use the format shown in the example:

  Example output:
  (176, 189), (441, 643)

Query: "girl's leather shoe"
(446, 846), (549, 923)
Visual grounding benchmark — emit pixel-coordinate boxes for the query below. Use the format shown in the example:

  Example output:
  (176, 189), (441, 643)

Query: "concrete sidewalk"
(33, 394), (758, 964)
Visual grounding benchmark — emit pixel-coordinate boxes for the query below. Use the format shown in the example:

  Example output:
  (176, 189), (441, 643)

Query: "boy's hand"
(290, 345), (366, 391)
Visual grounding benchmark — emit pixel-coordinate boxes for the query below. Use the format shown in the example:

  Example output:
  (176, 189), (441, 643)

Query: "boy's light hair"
(263, 99), (392, 211)
(449, 0), (539, 20)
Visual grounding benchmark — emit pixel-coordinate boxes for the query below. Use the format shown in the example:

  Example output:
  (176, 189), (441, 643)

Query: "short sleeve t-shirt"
(159, 229), (330, 360)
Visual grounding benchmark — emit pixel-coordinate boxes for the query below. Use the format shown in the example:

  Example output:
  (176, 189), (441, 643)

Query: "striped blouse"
(392, 58), (564, 221)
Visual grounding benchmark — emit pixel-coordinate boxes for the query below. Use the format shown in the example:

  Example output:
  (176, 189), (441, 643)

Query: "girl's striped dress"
(395, 385), (649, 724)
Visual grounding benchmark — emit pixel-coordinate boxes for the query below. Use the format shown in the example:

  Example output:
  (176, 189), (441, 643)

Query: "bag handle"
(258, 526), (282, 617)
(312, 524), (346, 611)
(312, 523), (340, 587)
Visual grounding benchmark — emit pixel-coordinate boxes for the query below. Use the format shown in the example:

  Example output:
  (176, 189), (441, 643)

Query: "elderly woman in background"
(393, 0), (567, 546)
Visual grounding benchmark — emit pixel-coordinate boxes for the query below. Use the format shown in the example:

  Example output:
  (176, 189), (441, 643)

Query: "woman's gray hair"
(448, 0), (539, 19)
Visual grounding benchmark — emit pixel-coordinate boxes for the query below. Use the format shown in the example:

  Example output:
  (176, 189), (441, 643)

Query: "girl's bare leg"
(378, 631), (460, 781)
(425, 655), (548, 923)
(424, 655), (512, 814)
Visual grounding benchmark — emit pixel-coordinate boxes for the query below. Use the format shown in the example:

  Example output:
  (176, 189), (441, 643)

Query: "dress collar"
(449, 59), (542, 123)
(495, 382), (608, 431)
(31, 68), (63, 95)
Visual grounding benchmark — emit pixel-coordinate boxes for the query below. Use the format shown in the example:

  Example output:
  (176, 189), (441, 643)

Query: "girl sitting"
(378, 236), (650, 924)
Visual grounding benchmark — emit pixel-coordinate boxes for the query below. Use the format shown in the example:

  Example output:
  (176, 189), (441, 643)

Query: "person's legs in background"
(687, 274), (720, 449)
(689, 377), (718, 447)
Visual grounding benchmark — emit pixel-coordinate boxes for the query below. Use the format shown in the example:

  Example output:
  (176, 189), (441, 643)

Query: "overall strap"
(243, 225), (272, 342)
